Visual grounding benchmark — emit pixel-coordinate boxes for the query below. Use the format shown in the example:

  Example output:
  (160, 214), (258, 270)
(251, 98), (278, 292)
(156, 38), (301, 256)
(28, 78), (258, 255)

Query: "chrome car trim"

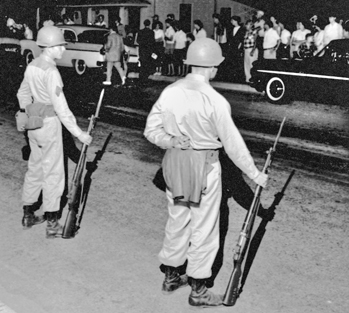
(257, 70), (349, 81)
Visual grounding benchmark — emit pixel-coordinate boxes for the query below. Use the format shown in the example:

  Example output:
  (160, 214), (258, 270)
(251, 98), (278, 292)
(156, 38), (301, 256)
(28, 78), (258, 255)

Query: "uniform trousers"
(158, 161), (221, 279)
(22, 116), (64, 213)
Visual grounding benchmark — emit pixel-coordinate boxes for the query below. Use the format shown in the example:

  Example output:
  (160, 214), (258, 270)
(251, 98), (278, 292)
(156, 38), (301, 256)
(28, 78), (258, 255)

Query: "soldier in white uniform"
(144, 38), (268, 308)
(17, 26), (92, 238)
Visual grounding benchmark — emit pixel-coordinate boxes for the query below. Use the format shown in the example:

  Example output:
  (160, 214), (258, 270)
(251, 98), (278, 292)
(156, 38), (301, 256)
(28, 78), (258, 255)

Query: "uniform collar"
(186, 73), (208, 83)
(41, 54), (57, 66)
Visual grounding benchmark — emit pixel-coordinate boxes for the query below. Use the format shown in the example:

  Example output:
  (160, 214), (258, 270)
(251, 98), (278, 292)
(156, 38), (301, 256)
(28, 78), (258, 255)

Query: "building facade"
(56, 0), (256, 36)
(142, 0), (256, 36)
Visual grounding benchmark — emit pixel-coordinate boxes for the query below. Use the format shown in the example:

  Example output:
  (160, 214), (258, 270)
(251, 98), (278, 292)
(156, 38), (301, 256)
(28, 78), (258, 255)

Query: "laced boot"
(46, 211), (63, 239)
(22, 205), (45, 229)
(162, 265), (189, 295)
(188, 278), (223, 308)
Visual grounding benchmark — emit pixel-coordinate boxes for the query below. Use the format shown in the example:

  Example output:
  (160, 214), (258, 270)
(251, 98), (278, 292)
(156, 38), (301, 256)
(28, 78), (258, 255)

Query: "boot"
(22, 205), (45, 229)
(188, 278), (223, 308)
(162, 265), (189, 295)
(46, 211), (63, 239)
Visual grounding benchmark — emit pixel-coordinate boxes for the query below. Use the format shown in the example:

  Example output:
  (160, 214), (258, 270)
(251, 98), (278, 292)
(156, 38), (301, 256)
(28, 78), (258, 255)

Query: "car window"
(77, 30), (109, 44)
(64, 30), (77, 42)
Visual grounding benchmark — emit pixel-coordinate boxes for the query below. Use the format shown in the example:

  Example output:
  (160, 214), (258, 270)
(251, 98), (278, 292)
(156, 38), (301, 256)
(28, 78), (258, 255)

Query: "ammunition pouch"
(16, 103), (56, 131)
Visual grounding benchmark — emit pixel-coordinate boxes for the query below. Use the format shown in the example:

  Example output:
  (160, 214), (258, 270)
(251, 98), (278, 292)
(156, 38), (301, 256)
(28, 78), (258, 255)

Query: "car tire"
(74, 59), (87, 75)
(265, 76), (290, 104)
(24, 50), (34, 65)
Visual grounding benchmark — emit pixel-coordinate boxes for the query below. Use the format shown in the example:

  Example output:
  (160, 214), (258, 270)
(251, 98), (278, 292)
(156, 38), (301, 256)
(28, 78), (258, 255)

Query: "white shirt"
(254, 19), (265, 37)
(193, 28), (207, 39)
(280, 29), (291, 45)
(165, 26), (175, 44)
(94, 21), (107, 27)
(154, 29), (165, 41)
(291, 29), (311, 42)
(144, 74), (260, 180)
(174, 30), (187, 49)
(263, 28), (280, 49)
(314, 30), (325, 51)
(323, 22), (343, 45)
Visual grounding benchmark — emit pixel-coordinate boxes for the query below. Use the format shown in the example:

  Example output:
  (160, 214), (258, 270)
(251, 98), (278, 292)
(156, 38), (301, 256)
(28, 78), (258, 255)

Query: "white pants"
(244, 47), (258, 83)
(158, 162), (221, 279)
(22, 116), (64, 213)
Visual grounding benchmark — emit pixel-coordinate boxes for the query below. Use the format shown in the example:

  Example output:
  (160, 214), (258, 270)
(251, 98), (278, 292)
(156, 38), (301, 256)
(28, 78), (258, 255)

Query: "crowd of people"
(4, 9), (349, 86)
(123, 10), (349, 85)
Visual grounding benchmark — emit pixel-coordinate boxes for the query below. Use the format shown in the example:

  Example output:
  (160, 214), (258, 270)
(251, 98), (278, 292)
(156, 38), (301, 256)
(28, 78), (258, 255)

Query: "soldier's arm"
(17, 73), (32, 109)
(213, 99), (260, 181)
(46, 69), (83, 138)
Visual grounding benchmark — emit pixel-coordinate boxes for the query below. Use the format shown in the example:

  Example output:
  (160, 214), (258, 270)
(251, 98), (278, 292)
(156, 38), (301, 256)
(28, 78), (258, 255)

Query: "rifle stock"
(62, 89), (105, 239)
(223, 117), (286, 306)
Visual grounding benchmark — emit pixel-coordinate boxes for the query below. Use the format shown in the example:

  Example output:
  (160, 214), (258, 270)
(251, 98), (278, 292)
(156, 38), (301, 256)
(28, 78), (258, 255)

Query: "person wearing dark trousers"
(227, 16), (245, 83)
(137, 19), (155, 86)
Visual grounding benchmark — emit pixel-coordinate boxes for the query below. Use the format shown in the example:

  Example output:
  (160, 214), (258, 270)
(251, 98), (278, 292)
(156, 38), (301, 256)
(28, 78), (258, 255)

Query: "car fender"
(19, 39), (42, 59)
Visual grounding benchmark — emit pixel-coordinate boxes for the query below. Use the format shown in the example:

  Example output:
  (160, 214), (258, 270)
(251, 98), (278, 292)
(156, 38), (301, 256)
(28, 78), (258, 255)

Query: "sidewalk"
(113, 74), (349, 162)
(149, 74), (261, 94)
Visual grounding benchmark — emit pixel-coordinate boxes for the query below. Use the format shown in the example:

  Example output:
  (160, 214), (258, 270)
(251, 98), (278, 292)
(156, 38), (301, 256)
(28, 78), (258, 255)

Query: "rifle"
(76, 132), (112, 231)
(62, 88), (105, 239)
(223, 117), (286, 306)
(238, 169), (295, 295)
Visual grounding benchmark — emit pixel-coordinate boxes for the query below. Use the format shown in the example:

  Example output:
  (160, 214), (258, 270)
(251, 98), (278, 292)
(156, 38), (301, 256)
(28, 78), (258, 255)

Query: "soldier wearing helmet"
(17, 26), (92, 239)
(144, 38), (268, 308)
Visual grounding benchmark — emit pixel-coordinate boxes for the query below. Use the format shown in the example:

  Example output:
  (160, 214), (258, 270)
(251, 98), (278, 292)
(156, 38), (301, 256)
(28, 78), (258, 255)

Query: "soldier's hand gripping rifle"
(223, 117), (286, 306)
(62, 88), (105, 239)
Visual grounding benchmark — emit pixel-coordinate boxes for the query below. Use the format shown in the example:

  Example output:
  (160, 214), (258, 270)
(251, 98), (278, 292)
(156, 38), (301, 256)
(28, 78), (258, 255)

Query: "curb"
(149, 74), (262, 94)
(104, 105), (349, 162)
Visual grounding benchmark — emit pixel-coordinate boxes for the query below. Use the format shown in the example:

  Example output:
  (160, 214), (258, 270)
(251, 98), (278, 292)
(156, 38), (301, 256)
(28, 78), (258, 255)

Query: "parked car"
(250, 39), (349, 105)
(0, 37), (23, 64)
(0, 37), (25, 104)
(20, 25), (109, 75)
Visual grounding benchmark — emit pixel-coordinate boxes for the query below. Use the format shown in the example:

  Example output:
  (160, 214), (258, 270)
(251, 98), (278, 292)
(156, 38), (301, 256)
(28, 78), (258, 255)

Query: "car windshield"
(78, 30), (109, 44)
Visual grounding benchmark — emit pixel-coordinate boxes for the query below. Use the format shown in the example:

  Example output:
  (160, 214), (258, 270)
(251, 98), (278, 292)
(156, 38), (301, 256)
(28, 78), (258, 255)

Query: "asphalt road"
(55, 70), (349, 185)
(0, 108), (348, 313)
(1, 67), (349, 312)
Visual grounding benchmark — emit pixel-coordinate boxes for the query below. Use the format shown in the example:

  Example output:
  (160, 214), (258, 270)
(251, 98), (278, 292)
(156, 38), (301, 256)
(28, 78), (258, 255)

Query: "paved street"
(1, 65), (349, 312)
(0, 87), (349, 312)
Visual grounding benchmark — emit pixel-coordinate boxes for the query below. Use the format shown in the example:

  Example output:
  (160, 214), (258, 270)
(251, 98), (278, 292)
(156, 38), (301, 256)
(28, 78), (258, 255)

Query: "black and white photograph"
(0, 0), (348, 312)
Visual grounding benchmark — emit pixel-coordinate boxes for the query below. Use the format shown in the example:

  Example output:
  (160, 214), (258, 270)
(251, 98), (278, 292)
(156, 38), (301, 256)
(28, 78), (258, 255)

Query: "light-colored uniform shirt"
(17, 54), (83, 138)
(144, 73), (260, 180)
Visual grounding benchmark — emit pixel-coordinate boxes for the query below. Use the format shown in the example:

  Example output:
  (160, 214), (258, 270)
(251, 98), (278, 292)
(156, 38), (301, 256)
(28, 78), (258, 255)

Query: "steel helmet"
(36, 26), (67, 48)
(184, 38), (224, 67)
